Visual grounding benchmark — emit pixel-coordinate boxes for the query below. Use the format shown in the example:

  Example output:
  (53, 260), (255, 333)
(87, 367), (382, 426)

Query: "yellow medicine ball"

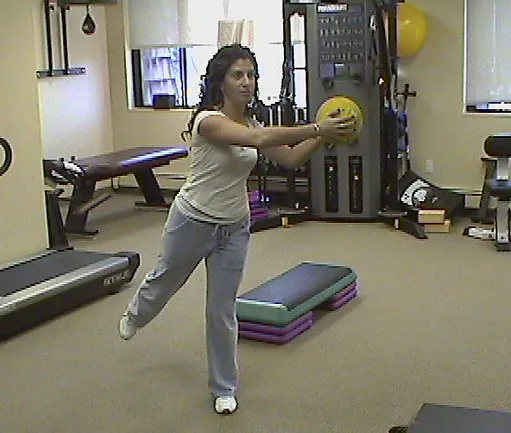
(315, 96), (364, 144)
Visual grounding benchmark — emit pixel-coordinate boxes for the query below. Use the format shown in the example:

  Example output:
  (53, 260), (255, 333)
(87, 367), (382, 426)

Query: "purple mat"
(239, 317), (314, 344)
(251, 213), (270, 222)
(327, 282), (358, 302)
(248, 190), (263, 202)
(250, 208), (270, 217)
(249, 199), (265, 206)
(239, 311), (314, 336)
(319, 288), (359, 311)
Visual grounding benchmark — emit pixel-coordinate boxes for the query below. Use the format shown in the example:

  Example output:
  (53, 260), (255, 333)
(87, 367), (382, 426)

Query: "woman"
(118, 44), (356, 415)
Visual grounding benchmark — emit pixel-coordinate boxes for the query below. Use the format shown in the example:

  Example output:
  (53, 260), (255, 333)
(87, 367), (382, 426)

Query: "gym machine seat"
(236, 262), (358, 343)
(464, 134), (511, 250)
(0, 249), (140, 340)
(44, 146), (188, 236)
(474, 134), (511, 251)
(482, 134), (511, 251)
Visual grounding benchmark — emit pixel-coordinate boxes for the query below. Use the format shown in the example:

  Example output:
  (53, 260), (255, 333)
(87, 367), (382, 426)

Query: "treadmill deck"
(0, 250), (121, 296)
(0, 249), (135, 319)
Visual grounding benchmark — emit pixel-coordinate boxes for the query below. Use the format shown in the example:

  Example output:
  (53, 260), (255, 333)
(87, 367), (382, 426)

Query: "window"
(139, 48), (186, 106)
(465, 0), (511, 113)
(127, 0), (296, 109)
(133, 44), (289, 108)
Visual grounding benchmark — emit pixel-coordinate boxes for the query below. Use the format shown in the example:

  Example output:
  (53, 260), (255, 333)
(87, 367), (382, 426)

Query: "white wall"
(0, 1), (48, 262)
(36, 5), (114, 160)
(0, 1), (115, 263)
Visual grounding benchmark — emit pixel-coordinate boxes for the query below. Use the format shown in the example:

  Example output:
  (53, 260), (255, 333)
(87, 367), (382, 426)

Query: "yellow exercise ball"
(315, 96), (364, 144)
(397, 3), (429, 58)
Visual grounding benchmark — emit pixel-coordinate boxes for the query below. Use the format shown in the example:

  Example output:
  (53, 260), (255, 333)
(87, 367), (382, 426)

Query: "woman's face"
(220, 58), (256, 106)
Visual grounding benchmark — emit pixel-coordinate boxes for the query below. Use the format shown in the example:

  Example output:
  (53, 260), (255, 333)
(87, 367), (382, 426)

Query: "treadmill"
(0, 174), (140, 341)
(0, 249), (139, 340)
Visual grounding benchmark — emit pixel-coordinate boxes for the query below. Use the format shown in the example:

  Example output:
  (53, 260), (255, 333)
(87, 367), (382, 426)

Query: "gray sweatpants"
(125, 203), (250, 397)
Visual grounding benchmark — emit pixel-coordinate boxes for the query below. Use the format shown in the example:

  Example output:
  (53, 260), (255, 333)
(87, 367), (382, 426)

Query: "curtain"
(217, 20), (254, 47)
(224, 0), (283, 44)
(127, 0), (224, 48)
(465, 0), (511, 105)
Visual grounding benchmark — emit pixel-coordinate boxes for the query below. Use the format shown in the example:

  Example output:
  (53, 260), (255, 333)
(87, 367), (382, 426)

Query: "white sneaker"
(214, 396), (238, 415)
(118, 314), (137, 340)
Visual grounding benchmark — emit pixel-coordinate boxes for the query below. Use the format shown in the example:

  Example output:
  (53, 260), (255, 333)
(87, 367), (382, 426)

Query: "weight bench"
(50, 146), (188, 236)
(236, 262), (359, 344)
(464, 134), (511, 251)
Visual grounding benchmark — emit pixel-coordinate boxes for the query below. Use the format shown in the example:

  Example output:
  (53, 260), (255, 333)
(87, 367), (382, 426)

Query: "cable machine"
(249, 0), (463, 236)
(280, 0), (435, 238)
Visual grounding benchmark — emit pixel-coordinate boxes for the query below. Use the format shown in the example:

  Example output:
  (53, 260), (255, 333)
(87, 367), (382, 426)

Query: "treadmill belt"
(0, 250), (118, 297)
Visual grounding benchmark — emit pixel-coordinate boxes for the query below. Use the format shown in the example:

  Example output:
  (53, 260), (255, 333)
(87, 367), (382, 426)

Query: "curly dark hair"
(181, 44), (262, 141)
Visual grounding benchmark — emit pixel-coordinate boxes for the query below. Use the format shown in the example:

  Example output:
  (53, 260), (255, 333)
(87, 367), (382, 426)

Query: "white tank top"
(175, 110), (259, 224)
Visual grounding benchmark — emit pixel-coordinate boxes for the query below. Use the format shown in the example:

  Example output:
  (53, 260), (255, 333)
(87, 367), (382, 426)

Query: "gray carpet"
(1, 193), (510, 433)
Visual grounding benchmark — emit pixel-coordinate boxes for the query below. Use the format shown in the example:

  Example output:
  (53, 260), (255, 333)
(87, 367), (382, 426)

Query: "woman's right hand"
(316, 113), (357, 142)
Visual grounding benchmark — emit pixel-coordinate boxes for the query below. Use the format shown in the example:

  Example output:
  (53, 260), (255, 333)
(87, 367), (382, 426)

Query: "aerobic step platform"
(236, 262), (358, 343)
(239, 282), (359, 343)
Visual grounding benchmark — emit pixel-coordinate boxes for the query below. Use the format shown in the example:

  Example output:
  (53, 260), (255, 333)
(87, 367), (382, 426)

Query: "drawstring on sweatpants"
(215, 225), (230, 249)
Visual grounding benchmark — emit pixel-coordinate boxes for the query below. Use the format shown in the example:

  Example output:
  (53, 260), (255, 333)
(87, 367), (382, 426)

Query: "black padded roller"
(484, 134), (511, 157)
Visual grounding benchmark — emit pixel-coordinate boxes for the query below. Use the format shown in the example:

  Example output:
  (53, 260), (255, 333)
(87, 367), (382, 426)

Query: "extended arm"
(198, 113), (354, 149)
(259, 137), (322, 169)
(198, 115), (320, 149)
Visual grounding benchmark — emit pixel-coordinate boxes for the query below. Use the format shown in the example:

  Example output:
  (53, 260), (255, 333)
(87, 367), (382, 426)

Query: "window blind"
(127, 0), (224, 48)
(126, 0), (282, 48)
